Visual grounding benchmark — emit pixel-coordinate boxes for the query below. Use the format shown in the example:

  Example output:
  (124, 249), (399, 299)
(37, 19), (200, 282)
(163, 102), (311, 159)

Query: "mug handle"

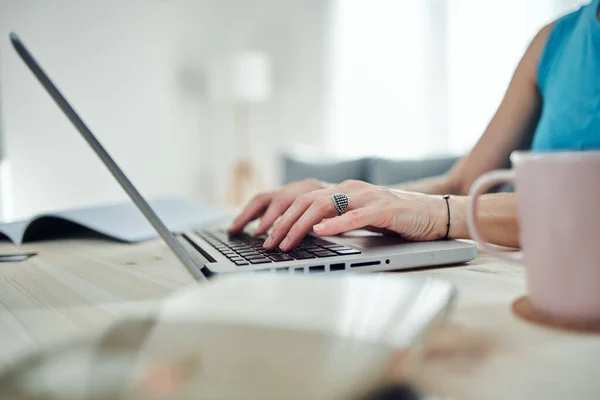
(467, 170), (523, 263)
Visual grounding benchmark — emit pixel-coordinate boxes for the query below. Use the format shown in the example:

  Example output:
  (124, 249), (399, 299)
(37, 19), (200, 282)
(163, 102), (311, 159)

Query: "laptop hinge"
(177, 234), (217, 280)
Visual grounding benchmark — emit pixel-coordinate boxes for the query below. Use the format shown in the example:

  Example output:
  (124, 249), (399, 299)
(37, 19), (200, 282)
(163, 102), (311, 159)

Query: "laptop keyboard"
(197, 230), (361, 266)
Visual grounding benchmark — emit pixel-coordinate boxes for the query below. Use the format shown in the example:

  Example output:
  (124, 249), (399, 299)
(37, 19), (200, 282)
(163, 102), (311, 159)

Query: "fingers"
(264, 189), (334, 249)
(229, 179), (330, 235)
(279, 196), (340, 251)
(228, 192), (275, 233)
(313, 207), (381, 236)
(254, 198), (294, 236)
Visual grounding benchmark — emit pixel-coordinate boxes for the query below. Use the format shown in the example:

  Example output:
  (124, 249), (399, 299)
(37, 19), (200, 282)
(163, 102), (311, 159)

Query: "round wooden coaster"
(512, 296), (600, 334)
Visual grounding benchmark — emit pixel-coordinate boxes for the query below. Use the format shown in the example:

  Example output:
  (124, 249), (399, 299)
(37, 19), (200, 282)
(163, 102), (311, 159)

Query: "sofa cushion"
(282, 156), (367, 184)
(366, 156), (460, 186)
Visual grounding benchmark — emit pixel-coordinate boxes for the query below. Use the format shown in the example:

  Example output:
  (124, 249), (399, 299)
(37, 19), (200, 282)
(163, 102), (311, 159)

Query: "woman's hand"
(262, 180), (449, 252)
(228, 178), (330, 235)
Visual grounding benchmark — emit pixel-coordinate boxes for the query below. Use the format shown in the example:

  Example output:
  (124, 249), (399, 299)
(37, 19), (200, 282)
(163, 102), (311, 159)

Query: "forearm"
(393, 174), (461, 195)
(447, 193), (520, 248)
(395, 27), (549, 200)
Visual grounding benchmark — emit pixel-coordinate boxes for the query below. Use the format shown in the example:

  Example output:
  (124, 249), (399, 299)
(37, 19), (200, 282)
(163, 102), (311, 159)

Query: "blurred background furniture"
(0, 0), (576, 220)
(282, 150), (517, 192)
(283, 151), (460, 186)
(0, 78), (7, 221)
(223, 52), (273, 207)
(281, 153), (514, 193)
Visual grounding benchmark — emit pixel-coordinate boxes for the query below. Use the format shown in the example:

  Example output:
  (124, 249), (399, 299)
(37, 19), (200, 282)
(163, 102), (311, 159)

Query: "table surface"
(0, 235), (598, 399)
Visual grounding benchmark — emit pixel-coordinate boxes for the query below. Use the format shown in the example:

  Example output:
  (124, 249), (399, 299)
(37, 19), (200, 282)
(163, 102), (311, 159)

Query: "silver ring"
(331, 193), (349, 216)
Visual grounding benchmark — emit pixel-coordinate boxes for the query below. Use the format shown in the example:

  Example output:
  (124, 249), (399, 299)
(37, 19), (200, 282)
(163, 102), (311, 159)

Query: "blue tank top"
(532, 0), (600, 152)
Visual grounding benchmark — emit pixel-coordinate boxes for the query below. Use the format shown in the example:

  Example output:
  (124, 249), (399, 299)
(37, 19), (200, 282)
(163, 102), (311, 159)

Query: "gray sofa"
(283, 154), (461, 186)
(283, 153), (516, 193)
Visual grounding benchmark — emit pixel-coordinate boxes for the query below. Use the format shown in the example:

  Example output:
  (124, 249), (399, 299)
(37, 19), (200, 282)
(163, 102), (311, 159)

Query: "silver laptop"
(10, 32), (477, 281)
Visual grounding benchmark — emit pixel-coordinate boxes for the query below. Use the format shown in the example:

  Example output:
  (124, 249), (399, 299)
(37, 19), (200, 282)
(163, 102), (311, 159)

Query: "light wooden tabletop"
(0, 236), (598, 399)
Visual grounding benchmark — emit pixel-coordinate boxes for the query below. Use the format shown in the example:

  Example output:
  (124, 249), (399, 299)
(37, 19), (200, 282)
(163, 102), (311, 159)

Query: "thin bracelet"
(443, 195), (451, 240)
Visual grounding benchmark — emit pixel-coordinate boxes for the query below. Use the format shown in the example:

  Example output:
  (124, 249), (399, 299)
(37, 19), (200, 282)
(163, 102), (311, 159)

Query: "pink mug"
(467, 151), (600, 322)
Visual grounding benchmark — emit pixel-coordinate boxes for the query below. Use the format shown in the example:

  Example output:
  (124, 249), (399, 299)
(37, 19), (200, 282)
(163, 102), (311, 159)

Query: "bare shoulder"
(532, 22), (556, 50)
(516, 21), (558, 84)
(525, 21), (557, 63)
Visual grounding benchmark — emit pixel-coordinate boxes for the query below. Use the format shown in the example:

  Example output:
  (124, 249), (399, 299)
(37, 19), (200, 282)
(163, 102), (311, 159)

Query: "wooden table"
(1, 237), (599, 399)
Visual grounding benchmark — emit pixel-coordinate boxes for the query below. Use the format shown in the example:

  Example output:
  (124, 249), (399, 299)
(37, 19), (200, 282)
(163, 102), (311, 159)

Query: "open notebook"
(0, 198), (230, 245)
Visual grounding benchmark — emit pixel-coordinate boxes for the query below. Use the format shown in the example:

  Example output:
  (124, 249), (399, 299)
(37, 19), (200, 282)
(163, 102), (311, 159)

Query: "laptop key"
(299, 245), (321, 251)
(241, 255), (262, 260)
(262, 249), (282, 256)
(313, 250), (337, 258)
(235, 260), (250, 266)
(335, 249), (361, 255)
(237, 248), (259, 253)
(246, 254), (270, 260)
(239, 251), (261, 257)
(322, 244), (346, 250)
(290, 252), (316, 260)
(249, 259), (272, 264)
(327, 246), (354, 251)
(270, 254), (295, 262)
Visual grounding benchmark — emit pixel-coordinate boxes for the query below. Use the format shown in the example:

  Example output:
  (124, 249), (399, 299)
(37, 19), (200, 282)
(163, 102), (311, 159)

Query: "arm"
(448, 193), (519, 248)
(397, 175), (456, 195)
(398, 23), (555, 195)
(232, 23), (554, 237)
(261, 180), (521, 252)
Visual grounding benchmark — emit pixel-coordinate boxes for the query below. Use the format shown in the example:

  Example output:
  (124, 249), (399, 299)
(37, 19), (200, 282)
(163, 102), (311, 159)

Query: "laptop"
(9, 32), (477, 280)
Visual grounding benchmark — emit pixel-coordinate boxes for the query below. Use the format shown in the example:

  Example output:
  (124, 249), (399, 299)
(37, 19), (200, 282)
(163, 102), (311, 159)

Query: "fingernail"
(314, 223), (325, 232)
(264, 236), (273, 248)
(280, 237), (290, 250)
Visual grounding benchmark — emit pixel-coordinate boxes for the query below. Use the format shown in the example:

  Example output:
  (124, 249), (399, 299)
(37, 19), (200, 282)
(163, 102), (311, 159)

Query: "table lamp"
(225, 51), (272, 207)
(0, 68), (7, 222)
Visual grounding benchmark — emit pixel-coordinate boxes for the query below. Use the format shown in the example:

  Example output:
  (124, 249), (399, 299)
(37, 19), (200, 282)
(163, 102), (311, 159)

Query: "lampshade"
(0, 54), (4, 161)
(207, 51), (272, 104)
(230, 52), (272, 103)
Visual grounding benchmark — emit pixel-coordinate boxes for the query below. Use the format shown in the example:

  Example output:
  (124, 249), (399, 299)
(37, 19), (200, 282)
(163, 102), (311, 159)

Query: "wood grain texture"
(0, 237), (193, 370)
(0, 238), (599, 399)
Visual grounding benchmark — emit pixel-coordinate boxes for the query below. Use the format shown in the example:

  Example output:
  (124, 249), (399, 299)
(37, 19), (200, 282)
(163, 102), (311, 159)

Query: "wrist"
(432, 194), (469, 240)
(447, 195), (469, 240)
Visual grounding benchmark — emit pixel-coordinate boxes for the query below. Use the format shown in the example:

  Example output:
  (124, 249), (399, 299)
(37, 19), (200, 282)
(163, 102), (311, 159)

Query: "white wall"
(0, 0), (330, 221)
(447, 0), (587, 154)
(328, 0), (451, 159)
(327, 0), (588, 159)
